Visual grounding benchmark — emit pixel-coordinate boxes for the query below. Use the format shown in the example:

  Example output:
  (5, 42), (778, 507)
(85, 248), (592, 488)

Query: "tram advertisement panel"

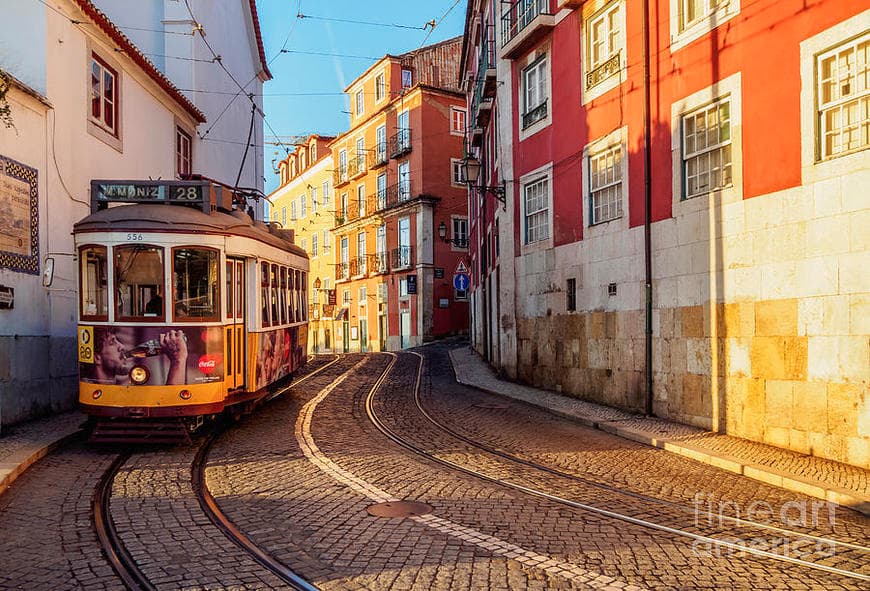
(79, 325), (224, 386)
(254, 326), (305, 390)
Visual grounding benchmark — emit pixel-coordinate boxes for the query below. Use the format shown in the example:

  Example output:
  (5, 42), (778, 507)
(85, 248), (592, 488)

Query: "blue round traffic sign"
(453, 273), (470, 291)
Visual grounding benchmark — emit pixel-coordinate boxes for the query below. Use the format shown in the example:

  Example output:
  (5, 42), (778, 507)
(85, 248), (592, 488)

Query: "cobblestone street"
(0, 345), (867, 590)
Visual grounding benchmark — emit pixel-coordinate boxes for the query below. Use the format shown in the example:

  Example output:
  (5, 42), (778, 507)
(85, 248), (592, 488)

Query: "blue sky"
(256, 0), (467, 193)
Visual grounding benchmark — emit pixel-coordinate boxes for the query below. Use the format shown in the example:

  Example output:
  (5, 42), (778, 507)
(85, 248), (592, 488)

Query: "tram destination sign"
(90, 180), (214, 213)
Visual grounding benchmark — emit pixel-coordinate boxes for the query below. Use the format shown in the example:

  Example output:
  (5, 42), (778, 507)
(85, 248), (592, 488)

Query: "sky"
(255, 0), (468, 195)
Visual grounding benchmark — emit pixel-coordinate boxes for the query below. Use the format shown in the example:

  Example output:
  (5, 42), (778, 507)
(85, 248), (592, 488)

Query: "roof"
(73, 0), (206, 123)
(73, 203), (308, 258)
(247, 0), (273, 80)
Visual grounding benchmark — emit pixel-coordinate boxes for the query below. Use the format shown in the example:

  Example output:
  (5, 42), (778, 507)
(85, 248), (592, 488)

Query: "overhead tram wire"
(294, 13), (430, 31)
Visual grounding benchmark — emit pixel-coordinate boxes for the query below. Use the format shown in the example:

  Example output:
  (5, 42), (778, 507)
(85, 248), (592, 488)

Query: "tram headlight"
(92, 389), (103, 400)
(130, 365), (150, 385)
(179, 389), (192, 400)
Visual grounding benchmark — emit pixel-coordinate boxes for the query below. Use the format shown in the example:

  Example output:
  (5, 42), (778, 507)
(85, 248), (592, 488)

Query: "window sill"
(88, 119), (122, 153)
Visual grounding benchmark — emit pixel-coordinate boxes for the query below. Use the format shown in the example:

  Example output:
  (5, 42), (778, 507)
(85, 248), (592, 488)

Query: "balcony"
(522, 98), (548, 129)
(333, 165), (349, 187)
(391, 246), (413, 270)
(368, 143), (389, 169)
(372, 183), (412, 212)
(335, 261), (349, 281)
(470, 125), (484, 148)
(369, 252), (389, 274)
(348, 153), (366, 179)
(500, 0), (555, 60)
(349, 256), (368, 277)
(389, 129), (412, 159)
(479, 29), (497, 97)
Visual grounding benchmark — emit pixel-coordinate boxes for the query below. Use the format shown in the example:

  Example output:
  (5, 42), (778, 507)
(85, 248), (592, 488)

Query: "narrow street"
(0, 345), (867, 590)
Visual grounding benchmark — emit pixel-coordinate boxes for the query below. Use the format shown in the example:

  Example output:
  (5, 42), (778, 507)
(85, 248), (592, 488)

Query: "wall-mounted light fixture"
(437, 221), (468, 248)
(461, 155), (505, 206)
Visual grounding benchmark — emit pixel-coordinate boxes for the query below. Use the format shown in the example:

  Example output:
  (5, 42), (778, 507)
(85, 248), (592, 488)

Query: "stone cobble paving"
(0, 442), (123, 590)
(111, 446), (290, 590)
(0, 411), (85, 463)
(450, 346), (869, 496)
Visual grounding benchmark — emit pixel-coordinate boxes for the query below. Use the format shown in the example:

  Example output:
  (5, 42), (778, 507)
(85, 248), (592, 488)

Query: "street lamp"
(461, 155), (505, 206)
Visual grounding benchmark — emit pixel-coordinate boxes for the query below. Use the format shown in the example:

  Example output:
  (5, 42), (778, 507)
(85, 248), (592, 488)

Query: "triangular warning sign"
(455, 259), (468, 274)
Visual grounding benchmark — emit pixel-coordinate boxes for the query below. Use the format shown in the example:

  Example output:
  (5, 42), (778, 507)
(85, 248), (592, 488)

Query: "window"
(114, 245), (164, 320)
(817, 33), (870, 160)
(523, 177), (549, 244)
(279, 267), (288, 324)
(300, 149), (307, 170)
(377, 172), (387, 209)
(290, 202), (297, 221)
(451, 158), (465, 186)
(397, 110), (410, 151)
(323, 230), (331, 252)
(452, 217), (469, 248)
(90, 55), (118, 136)
(357, 184), (366, 217)
(79, 246), (108, 319)
(589, 144), (623, 223)
(322, 180), (330, 204)
(682, 97), (732, 199)
(451, 107), (467, 135)
(376, 224), (387, 272)
(357, 232), (367, 275)
(523, 57), (548, 129)
(343, 289), (351, 305)
(312, 234), (318, 257)
(340, 192), (349, 221)
(339, 149), (348, 181)
(310, 141), (317, 161)
(670, 0), (739, 51)
(340, 236), (349, 275)
(376, 125), (387, 162)
(301, 238), (307, 252)
(176, 127), (192, 177)
(585, 1), (624, 98)
(359, 286), (367, 309)
(375, 72), (386, 102)
(402, 68), (413, 88)
(398, 217), (411, 268)
(356, 90), (364, 116)
(311, 186), (318, 214)
(281, 207), (287, 226)
(290, 158), (297, 177)
(398, 160), (411, 201)
(300, 193), (307, 218)
(566, 278), (577, 312)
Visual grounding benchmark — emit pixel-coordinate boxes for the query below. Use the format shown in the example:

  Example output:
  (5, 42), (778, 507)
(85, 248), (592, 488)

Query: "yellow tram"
(74, 180), (309, 442)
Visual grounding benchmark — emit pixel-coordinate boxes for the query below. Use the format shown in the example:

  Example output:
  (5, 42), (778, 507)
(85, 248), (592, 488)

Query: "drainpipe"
(642, 0), (654, 416)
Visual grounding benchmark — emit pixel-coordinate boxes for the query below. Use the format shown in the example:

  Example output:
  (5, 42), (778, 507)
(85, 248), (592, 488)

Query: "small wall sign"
(0, 285), (13, 309)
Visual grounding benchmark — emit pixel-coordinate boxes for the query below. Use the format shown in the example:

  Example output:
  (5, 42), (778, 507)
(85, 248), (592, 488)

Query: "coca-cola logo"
(197, 354), (222, 375)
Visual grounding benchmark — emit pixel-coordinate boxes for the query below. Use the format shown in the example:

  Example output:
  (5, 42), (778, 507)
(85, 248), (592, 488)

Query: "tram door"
(225, 258), (246, 389)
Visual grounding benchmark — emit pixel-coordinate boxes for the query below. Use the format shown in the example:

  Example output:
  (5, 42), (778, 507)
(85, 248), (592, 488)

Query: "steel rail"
(93, 452), (156, 591)
(364, 351), (869, 583)
(413, 354), (870, 555)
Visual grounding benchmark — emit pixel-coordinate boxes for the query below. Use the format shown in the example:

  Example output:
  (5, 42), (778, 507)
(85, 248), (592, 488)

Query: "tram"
(74, 180), (309, 442)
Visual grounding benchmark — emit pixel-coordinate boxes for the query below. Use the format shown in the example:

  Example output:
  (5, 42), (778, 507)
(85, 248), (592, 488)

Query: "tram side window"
(115, 245), (165, 320)
(285, 266), (293, 323)
(261, 261), (270, 327)
(270, 264), (279, 327)
(279, 267), (288, 325)
(301, 271), (308, 321)
(173, 248), (218, 321)
(295, 270), (302, 323)
(80, 246), (108, 319)
(225, 261), (233, 318)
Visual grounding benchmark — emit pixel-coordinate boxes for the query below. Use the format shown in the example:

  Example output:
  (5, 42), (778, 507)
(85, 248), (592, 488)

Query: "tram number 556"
(78, 326), (94, 364)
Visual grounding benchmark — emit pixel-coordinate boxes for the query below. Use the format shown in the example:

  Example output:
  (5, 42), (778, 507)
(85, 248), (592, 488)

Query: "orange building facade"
(329, 38), (470, 352)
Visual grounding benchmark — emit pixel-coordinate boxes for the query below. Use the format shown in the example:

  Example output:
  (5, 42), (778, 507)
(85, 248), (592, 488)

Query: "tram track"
(90, 355), (344, 591)
(365, 350), (869, 584)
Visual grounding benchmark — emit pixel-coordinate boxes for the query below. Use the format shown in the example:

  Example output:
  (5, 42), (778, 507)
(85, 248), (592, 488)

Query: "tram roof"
(74, 204), (307, 257)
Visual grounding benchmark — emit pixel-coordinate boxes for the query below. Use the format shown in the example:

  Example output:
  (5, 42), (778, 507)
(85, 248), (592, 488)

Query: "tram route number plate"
(78, 326), (94, 364)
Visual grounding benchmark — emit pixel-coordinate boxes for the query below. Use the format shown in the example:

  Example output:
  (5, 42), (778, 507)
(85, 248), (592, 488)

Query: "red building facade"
(462, 1), (870, 467)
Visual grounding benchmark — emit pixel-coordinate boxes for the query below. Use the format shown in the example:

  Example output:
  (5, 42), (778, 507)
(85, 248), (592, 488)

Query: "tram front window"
(173, 248), (218, 321)
(114, 245), (164, 320)
(80, 245), (108, 319)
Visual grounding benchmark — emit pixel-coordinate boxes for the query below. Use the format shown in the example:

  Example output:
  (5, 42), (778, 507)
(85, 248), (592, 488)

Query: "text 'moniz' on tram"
(74, 180), (309, 443)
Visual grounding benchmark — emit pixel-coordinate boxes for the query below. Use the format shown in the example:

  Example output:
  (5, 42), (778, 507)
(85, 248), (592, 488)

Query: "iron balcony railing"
(368, 143), (389, 168)
(522, 98), (548, 129)
(586, 52), (621, 90)
(335, 261), (349, 281)
(391, 246), (413, 270)
(333, 164), (348, 187)
(348, 152), (366, 178)
(479, 28), (496, 78)
(389, 129), (412, 158)
(372, 183), (412, 212)
(349, 256), (368, 277)
(501, 0), (550, 47)
(370, 252), (389, 274)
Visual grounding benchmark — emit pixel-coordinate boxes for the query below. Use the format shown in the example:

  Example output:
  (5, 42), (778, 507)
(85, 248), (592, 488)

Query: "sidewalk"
(449, 346), (870, 516)
(0, 411), (85, 496)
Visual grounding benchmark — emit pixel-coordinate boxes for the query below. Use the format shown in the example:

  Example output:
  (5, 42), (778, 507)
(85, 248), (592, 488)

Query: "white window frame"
(518, 162), (553, 252)
(299, 193), (307, 218)
(680, 97), (733, 200)
(582, 1), (627, 104)
(375, 71), (386, 102)
(450, 107), (467, 136)
(310, 141), (317, 161)
(401, 68), (413, 89)
(312, 234), (318, 257)
(398, 160), (411, 201)
(376, 124), (387, 162)
(451, 216), (469, 251)
(800, 11), (870, 184)
(669, 0), (740, 53)
(816, 32), (870, 161)
(582, 126), (629, 234)
(357, 231), (367, 276)
(450, 158), (465, 187)
(357, 183), (366, 217)
(355, 89), (364, 117)
(311, 186), (318, 214)
(322, 180), (330, 205)
(519, 51), (551, 141)
(671, 72), (743, 216)
(290, 201), (297, 221)
(175, 125), (192, 178)
(87, 47), (123, 150)
(339, 149), (348, 181)
(377, 172), (388, 209)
